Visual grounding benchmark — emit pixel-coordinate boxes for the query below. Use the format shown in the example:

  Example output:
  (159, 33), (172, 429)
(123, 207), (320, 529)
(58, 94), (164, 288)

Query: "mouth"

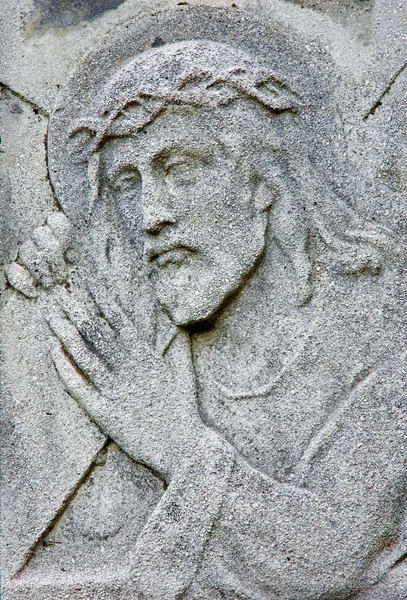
(147, 245), (197, 268)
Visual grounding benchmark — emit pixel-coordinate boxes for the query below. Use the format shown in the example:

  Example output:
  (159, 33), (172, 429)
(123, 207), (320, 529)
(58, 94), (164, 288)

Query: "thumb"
(4, 262), (38, 299)
(165, 329), (200, 414)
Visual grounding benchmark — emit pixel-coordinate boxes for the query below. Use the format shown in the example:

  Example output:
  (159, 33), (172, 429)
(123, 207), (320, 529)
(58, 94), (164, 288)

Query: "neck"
(191, 237), (311, 391)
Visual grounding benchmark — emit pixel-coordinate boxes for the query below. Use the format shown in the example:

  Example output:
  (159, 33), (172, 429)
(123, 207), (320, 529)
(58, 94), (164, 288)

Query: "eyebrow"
(150, 143), (213, 168)
(104, 138), (215, 181)
(108, 163), (140, 181)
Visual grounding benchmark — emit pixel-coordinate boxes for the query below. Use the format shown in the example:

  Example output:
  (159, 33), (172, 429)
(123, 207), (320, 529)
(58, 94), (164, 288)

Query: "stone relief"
(2, 6), (407, 599)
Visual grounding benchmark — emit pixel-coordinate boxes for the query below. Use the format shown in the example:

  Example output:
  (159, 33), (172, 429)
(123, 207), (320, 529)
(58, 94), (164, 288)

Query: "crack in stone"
(363, 61), (407, 120)
(392, 548), (407, 569)
(44, 129), (63, 212)
(12, 439), (110, 578)
(0, 82), (49, 118)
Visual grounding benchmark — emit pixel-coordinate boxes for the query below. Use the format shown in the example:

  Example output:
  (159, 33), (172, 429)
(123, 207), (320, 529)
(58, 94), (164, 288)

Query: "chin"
(151, 251), (262, 327)
(157, 289), (220, 327)
(154, 272), (242, 328)
(168, 304), (215, 327)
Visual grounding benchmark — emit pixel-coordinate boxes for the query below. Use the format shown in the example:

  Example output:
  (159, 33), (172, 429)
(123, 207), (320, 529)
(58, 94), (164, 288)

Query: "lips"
(147, 244), (197, 268)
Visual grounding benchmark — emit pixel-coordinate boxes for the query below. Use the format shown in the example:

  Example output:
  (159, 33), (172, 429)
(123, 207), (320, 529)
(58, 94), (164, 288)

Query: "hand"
(48, 285), (209, 481)
(4, 212), (74, 298)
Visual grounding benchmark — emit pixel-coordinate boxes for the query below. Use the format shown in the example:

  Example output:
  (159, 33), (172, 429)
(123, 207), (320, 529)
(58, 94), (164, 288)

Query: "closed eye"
(163, 152), (209, 185)
(165, 161), (192, 176)
(110, 169), (141, 194)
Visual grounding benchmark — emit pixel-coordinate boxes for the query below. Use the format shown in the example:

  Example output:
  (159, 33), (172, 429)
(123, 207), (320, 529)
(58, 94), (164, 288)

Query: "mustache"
(144, 239), (198, 263)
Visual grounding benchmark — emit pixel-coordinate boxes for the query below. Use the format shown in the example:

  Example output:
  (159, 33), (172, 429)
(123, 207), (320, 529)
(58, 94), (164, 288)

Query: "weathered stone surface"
(29, 0), (129, 31)
(2, 2), (407, 599)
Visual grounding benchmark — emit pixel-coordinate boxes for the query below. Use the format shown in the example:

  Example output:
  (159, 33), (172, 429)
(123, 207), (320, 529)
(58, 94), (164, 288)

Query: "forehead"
(101, 107), (226, 173)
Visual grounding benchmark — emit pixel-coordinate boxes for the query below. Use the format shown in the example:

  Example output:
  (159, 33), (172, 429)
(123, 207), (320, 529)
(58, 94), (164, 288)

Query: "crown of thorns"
(68, 63), (299, 161)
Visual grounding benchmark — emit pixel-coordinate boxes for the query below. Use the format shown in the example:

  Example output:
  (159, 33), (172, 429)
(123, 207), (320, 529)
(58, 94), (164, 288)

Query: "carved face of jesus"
(102, 106), (270, 326)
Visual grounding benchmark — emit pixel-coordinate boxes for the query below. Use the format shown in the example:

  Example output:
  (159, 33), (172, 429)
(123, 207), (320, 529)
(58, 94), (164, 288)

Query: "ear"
(252, 163), (284, 213)
(253, 178), (274, 213)
(269, 175), (314, 306)
(67, 123), (99, 163)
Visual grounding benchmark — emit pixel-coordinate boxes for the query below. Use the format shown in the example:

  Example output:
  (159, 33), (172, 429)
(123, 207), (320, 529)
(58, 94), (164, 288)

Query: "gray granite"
(2, 2), (407, 599)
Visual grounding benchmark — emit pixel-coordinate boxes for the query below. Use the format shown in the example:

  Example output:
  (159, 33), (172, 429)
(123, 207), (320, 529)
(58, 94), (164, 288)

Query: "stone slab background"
(1, 1), (407, 598)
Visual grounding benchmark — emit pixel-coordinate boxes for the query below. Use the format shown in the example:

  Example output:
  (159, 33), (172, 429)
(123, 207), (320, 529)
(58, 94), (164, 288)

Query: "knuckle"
(47, 212), (73, 242)
(32, 225), (58, 250)
(18, 239), (37, 264)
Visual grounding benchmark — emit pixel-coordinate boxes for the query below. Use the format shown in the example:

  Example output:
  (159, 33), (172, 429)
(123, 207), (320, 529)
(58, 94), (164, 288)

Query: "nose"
(142, 175), (176, 235)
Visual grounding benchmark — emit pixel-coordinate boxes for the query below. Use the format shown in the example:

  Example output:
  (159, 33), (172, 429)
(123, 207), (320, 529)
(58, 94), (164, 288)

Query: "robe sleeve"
(129, 361), (407, 599)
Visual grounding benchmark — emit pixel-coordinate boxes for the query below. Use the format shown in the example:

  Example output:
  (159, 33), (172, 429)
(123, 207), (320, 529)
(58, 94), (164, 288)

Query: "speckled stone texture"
(2, 2), (407, 599)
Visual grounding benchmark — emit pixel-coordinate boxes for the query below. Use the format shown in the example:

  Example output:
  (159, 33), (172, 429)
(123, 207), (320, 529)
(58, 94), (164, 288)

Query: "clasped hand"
(6, 213), (209, 482)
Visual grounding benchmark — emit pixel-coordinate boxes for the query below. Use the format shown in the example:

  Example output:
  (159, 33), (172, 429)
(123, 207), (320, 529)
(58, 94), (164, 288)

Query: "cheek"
(115, 193), (142, 223)
(111, 191), (144, 252)
(167, 176), (219, 224)
(208, 184), (255, 235)
(169, 167), (251, 232)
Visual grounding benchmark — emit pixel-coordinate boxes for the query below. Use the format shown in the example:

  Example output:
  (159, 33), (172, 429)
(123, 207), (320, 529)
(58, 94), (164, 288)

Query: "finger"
(32, 225), (68, 284)
(48, 313), (110, 386)
(54, 288), (117, 367)
(18, 239), (54, 288)
(51, 345), (109, 423)
(89, 282), (156, 347)
(32, 225), (69, 284)
(162, 329), (201, 417)
(47, 213), (73, 246)
(4, 262), (38, 299)
(32, 225), (59, 251)
(47, 213), (78, 266)
(88, 286), (131, 333)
